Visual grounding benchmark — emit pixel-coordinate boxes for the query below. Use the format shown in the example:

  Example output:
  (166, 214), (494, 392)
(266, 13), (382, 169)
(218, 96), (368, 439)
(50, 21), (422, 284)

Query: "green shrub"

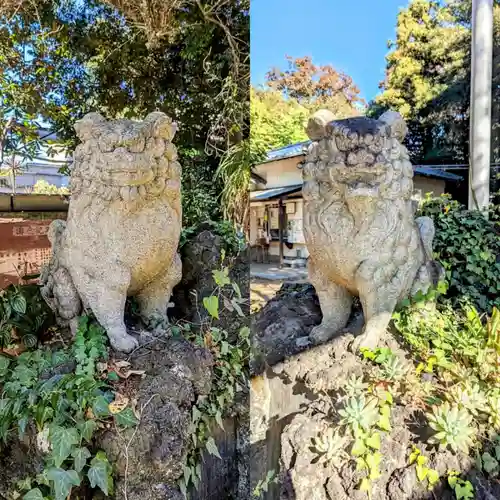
(0, 316), (137, 500)
(418, 194), (500, 313)
(0, 284), (54, 349)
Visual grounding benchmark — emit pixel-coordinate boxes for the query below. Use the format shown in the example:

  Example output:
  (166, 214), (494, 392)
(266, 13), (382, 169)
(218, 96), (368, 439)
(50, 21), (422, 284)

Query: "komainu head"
(70, 112), (181, 203)
(303, 110), (414, 202)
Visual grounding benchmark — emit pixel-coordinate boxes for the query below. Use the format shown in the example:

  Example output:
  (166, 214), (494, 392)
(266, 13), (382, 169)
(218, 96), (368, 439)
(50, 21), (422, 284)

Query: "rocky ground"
(250, 283), (500, 500)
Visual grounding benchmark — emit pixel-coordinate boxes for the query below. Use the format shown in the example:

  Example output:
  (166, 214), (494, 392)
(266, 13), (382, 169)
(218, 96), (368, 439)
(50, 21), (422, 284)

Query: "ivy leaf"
(232, 282), (241, 298)
(88, 453), (111, 495)
(203, 296), (219, 319)
(409, 447), (420, 465)
(482, 452), (499, 475)
(231, 299), (244, 317)
(114, 407), (138, 428)
(351, 439), (366, 456)
(205, 436), (222, 459)
(49, 426), (80, 467)
(365, 433), (381, 450)
(378, 405), (392, 432)
(427, 469), (440, 487)
(359, 477), (371, 492)
(72, 447), (91, 472)
(78, 420), (97, 442)
(23, 489), (44, 500)
(416, 464), (428, 481)
(212, 269), (231, 287)
(215, 410), (224, 431)
(46, 468), (80, 500)
(92, 395), (111, 418)
(192, 405), (201, 423)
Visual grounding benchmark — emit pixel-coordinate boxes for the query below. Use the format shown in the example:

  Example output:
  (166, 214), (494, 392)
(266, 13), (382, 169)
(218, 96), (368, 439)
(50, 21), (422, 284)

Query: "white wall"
(252, 156), (302, 189)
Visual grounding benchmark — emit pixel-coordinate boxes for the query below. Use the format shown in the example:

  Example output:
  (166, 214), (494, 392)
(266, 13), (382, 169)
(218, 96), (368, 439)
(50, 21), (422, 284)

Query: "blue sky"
(250, 0), (408, 103)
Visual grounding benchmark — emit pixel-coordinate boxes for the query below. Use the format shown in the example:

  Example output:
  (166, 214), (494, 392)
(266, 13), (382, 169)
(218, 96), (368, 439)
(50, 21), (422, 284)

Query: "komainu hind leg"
(308, 259), (353, 345)
(136, 253), (182, 329)
(351, 260), (400, 351)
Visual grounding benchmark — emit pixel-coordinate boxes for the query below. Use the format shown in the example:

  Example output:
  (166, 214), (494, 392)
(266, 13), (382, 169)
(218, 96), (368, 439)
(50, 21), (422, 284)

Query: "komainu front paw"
(309, 323), (338, 345)
(350, 331), (380, 352)
(109, 332), (139, 353)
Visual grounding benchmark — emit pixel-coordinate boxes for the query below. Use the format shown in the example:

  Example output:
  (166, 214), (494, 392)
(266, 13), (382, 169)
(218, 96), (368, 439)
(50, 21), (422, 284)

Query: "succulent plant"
(379, 355), (408, 381)
(447, 382), (487, 416)
(339, 395), (379, 433)
(427, 402), (476, 453)
(313, 427), (349, 467)
(345, 374), (369, 397)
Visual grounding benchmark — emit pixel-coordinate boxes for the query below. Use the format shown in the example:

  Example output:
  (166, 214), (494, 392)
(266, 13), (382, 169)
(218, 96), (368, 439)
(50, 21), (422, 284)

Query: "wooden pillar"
(278, 198), (284, 268)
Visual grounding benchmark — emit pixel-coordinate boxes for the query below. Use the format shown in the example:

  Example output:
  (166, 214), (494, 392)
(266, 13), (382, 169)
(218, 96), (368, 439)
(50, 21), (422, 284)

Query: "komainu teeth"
(138, 185), (147, 197)
(120, 186), (131, 201)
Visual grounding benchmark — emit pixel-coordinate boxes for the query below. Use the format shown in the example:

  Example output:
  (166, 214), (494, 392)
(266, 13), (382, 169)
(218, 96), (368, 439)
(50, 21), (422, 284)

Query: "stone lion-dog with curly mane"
(302, 110), (443, 351)
(41, 112), (182, 353)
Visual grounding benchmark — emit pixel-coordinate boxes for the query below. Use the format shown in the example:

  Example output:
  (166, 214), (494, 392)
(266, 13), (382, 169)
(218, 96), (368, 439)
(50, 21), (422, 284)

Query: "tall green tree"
(250, 87), (309, 153)
(373, 0), (500, 168)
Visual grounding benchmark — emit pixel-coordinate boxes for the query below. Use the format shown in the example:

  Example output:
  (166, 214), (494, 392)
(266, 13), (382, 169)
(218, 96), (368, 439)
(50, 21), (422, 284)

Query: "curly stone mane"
(302, 111), (414, 204)
(70, 112), (181, 214)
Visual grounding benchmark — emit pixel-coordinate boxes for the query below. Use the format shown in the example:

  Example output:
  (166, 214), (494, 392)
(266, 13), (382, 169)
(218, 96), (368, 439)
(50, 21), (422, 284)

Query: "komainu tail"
(41, 220), (82, 330)
(410, 216), (445, 296)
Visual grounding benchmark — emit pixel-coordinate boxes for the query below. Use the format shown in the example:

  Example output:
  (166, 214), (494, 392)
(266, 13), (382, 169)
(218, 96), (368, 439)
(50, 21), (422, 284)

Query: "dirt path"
(250, 279), (283, 313)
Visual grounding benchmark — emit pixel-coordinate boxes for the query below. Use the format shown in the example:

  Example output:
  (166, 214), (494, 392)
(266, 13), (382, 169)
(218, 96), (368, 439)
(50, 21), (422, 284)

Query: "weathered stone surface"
(171, 224), (250, 342)
(301, 110), (444, 350)
(249, 285), (500, 500)
(251, 283), (363, 375)
(41, 112), (182, 352)
(99, 336), (213, 499)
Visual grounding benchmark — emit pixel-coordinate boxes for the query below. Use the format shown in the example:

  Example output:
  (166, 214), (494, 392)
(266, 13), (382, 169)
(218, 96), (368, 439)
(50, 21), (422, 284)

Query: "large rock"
(251, 283), (363, 375)
(171, 224), (250, 341)
(302, 110), (443, 350)
(250, 285), (500, 500)
(99, 337), (213, 499)
(41, 112), (182, 353)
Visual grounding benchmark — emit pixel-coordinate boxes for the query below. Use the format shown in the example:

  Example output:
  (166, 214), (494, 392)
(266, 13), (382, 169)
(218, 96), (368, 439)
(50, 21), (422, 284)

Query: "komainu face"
(303, 110), (414, 204)
(70, 112), (181, 203)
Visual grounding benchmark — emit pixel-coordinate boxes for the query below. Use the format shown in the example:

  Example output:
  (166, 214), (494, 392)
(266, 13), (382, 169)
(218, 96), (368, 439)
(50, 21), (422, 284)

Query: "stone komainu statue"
(41, 112), (182, 353)
(302, 110), (443, 350)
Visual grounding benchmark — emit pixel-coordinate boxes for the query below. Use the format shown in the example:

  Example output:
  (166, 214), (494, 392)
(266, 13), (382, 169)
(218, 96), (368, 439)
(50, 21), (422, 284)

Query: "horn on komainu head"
(306, 109), (337, 141)
(74, 112), (106, 141)
(378, 110), (408, 142)
(144, 112), (177, 141)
